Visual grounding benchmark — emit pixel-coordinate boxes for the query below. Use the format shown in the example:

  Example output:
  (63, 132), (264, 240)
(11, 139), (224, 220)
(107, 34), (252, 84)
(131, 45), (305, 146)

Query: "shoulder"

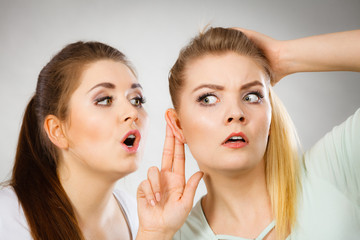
(305, 108), (360, 157)
(113, 187), (138, 238)
(173, 199), (216, 240)
(0, 186), (32, 239)
(0, 186), (22, 217)
(303, 108), (360, 199)
(305, 107), (360, 162)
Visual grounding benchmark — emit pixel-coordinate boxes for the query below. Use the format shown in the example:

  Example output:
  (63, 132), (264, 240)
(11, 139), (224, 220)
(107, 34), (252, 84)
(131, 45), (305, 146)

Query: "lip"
(222, 132), (249, 149)
(120, 129), (141, 153)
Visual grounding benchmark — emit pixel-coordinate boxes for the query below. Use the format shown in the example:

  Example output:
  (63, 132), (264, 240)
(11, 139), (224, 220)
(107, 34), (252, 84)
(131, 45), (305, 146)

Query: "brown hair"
(10, 41), (134, 239)
(169, 27), (301, 239)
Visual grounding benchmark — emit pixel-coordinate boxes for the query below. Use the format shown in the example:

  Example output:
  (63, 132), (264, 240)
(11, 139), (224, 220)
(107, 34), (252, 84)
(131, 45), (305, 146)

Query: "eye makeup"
(243, 90), (264, 103)
(94, 95), (114, 106)
(195, 88), (265, 107)
(196, 92), (219, 106)
(129, 95), (146, 108)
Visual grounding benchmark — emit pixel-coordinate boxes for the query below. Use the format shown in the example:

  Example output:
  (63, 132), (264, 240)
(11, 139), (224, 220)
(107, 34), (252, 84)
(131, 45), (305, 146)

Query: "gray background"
(1, 0), (359, 203)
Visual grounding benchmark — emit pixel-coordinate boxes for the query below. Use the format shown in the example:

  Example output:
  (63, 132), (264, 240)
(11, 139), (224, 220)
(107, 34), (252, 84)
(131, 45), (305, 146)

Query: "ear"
(43, 115), (69, 149)
(165, 108), (186, 143)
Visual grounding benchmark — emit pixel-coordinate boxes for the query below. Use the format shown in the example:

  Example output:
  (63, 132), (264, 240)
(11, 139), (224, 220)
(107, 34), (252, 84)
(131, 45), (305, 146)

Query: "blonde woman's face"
(178, 53), (271, 175)
(62, 60), (148, 179)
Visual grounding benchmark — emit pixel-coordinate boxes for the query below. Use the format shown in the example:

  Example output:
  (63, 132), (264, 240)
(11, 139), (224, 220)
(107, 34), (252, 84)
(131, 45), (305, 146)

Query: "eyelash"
(131, 96), (146, 108)
(196, 93), (218, 106)
(94, 95), (147, 108)
(245, 91), (264, 102)
(196, 91), (264, 106)
(94, 96), (113, 106)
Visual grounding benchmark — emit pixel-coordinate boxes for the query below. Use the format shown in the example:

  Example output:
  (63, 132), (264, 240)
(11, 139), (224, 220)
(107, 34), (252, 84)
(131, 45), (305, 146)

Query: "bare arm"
(236, 28), (360, 83)
(282, 30), (360, 74)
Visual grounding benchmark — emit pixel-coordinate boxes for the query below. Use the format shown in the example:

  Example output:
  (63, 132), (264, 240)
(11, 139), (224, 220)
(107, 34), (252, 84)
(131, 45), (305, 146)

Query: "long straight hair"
(10, 41), (134, 239)
(168, 27), (301, 239)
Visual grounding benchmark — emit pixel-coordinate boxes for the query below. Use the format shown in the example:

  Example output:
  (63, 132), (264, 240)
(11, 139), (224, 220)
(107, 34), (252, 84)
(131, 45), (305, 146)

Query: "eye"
(130, 96), (146, 107)
(243, 92), (263, 103)
(197, 93), (219, 105)
(95, 96), (113, 106)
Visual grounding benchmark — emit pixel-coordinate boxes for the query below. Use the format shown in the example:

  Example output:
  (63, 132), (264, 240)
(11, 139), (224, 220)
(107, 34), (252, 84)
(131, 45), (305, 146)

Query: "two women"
(1, 27), (359, 239)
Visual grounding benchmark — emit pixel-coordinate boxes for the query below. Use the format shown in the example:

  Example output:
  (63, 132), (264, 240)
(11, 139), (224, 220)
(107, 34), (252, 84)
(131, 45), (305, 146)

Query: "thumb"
(181, 171), (204, 209)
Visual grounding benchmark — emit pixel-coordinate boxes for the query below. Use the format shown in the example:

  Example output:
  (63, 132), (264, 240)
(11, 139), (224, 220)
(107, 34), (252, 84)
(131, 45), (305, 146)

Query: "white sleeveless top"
(0, 186), (138, 239)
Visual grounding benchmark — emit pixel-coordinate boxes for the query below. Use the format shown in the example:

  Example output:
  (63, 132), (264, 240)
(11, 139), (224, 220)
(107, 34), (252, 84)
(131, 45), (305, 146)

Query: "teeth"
(229, 136), (243, 140)
(127, 134), (135, 139)
(124, 134), (136, 147)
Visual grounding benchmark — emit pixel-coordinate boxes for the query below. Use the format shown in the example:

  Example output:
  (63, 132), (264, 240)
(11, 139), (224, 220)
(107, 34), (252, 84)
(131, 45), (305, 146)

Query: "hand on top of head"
(233, 27), (288, 85)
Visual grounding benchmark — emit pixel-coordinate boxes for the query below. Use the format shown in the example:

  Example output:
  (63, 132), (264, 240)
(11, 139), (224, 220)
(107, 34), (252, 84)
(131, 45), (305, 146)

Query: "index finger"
(161, 123), (175, 171)
(173, 137), (185, 176)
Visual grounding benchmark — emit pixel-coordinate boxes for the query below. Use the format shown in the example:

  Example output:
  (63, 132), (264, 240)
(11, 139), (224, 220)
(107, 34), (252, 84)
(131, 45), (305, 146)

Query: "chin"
(123, 156), (140, 173)
(202, 156), (262, 174)
(107, 166), (139, 181)
(104, 157), (140, 179)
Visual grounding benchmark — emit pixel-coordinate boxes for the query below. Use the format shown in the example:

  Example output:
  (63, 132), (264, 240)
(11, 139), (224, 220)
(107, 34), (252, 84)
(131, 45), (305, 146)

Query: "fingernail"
(155, 192), (161, 202)
(150, 200), (155, 207)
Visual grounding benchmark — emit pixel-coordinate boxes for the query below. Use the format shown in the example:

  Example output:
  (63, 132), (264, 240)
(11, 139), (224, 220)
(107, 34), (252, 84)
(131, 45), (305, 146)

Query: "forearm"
(280, 30), (360, 75)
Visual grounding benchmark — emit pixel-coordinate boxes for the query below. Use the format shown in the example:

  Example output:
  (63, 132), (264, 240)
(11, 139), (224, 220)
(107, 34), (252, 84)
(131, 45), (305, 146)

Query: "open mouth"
(222, 132), (248, 148)
(123, 134), (136, 147)
(121, 130), (141, 153)
(225, 136), (246, 144)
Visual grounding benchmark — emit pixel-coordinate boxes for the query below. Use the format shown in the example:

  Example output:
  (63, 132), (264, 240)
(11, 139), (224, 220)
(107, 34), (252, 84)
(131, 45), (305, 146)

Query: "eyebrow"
(88, 82), (115, 92)
(192, 84), (224, 93)
(192, 80), (264, 93)
(131, 83), (143, 89)
(241, 81), (264, 90)
(88, 82), (142, 93)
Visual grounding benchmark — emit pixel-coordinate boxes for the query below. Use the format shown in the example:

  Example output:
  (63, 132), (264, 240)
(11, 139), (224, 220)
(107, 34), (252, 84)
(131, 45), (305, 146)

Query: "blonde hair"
(169, 27), (301, 239)
(266, 89), (301, 239)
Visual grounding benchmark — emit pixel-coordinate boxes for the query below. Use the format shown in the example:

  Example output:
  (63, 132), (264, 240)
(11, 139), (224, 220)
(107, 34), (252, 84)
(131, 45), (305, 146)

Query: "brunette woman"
(0, 41), (202, 240)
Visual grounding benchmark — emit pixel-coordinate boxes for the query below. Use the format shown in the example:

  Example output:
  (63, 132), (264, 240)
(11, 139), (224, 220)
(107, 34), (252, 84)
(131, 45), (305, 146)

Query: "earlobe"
(165, 108), (186, 143)
(43, 115), (69, 149)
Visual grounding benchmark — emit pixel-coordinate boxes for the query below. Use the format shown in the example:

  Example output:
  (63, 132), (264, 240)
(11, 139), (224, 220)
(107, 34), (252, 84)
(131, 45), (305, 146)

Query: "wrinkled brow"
(192, 84), (224, 92)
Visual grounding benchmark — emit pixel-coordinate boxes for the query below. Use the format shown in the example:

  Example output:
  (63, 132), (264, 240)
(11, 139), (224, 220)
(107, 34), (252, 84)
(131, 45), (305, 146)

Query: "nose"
(225, 106), (246, 125)
(121, 102), (139, 123)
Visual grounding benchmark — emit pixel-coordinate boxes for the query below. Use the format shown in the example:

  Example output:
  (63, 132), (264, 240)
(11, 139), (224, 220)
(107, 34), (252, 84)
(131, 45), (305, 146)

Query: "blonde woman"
(140, 28), (360, 239)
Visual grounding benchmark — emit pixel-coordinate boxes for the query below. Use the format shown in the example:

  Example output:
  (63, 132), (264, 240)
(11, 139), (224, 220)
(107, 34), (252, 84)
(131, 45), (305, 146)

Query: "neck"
(202, 159), (273, 234)
(57, 157), (119, 226)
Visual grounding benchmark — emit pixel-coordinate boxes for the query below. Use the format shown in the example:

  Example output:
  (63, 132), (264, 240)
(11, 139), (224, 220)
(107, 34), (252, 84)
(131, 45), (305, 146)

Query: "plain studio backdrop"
(1, 0), (359, 204)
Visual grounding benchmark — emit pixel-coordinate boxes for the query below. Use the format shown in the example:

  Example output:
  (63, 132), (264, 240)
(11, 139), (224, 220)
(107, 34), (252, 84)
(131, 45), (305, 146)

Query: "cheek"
(66, 107), (111, 146)
(253, 105), (272, 149)
(137, 110), (149, 144)
(137, 110), (148, 131)
(180, 107), (221, 156)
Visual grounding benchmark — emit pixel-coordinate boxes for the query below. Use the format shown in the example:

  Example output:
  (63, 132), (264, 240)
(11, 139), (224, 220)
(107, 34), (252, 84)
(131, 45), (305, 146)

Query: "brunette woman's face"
(63, 60), (147, 178)
(177, 53), (271, 175)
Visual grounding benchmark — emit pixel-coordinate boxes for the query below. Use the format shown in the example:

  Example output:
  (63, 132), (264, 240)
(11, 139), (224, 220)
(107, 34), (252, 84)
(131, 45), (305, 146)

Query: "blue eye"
(197, 94), (219, 105)
(243, 92), (263, 103)
(95, 96), (113, 106)
(130, 96), (146, 107)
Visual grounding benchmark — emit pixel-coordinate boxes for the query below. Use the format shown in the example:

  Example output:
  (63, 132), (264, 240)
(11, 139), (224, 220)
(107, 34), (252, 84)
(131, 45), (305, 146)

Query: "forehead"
(78, 59), (137, 90)
(184, 52), (268, 89)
